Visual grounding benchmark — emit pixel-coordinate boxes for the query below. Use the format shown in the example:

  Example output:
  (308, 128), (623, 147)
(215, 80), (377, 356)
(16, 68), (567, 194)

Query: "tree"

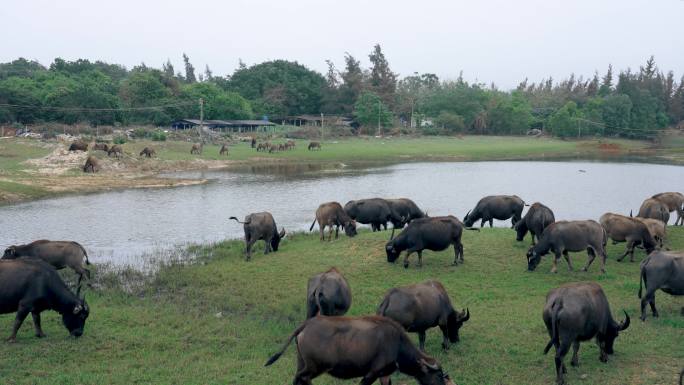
(601, 94), (632, 135)
(598, 64), (613, 97)
(162, 59), (175, 78)
(368, 44), (397, 108)
(353, 91), (392, 130)
(338, 53), (365, 114)
(548, 101), (581, 138)
(180, 82), (252, 120)
(183, 53), (196, 83)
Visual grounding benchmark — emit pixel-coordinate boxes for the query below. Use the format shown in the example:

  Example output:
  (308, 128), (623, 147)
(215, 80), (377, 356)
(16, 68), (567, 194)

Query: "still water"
(0, 161), (681, 266)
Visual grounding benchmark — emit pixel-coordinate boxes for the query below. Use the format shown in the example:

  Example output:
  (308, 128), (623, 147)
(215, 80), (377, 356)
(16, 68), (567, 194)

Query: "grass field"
(0, 227), (682, 385)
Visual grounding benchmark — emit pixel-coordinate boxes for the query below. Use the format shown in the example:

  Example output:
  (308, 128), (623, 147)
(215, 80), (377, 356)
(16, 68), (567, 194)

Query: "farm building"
(170, 119), (275, 132)
(279, 115), (355, 127)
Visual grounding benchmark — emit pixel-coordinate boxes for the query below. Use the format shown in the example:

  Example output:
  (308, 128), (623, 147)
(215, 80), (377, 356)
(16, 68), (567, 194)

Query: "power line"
(574, 117), (662, 133)
(0, 101), (195, 112)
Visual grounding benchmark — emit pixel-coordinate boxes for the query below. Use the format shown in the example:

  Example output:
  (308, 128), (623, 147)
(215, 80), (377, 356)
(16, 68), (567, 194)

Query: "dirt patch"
(598, 143), (622, 152)
(23, 144), (88, 175)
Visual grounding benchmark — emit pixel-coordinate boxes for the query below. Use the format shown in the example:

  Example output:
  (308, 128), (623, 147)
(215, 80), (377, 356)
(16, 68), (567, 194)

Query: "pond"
(0, 161), (681, 267)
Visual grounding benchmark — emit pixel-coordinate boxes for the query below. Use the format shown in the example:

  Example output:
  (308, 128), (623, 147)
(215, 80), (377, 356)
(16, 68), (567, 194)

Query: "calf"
(378, 280), (469, 352)
(638, 251), (684, 321)
(306, 267), (351, 318)
(229, 212), (285, 261)
(515, 202), (555, 245)
(310, 201), (357, 241)
(543, 282), (630, 385)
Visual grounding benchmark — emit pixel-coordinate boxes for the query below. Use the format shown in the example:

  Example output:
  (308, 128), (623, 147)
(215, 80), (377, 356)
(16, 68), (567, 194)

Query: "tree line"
(1, 49), (682, 138)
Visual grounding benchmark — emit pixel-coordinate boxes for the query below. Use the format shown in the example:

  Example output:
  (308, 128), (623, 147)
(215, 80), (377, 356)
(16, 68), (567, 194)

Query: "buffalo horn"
(461, 308), (470, 322)
(420, 358), (439, 371)
(619, 310), (630, 331)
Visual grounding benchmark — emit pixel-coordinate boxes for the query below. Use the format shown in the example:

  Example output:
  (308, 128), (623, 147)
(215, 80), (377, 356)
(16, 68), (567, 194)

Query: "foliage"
(113, 135), (127, 144)
(353, 91), (393, 129)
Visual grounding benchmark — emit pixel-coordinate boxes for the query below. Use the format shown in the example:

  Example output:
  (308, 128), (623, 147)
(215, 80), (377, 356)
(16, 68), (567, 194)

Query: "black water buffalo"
(264, 316), (455, 385)
(543, 282), (630, 385)
(463, 195), (525, 228)
(82, 155), (100, 173)
(599, 213), (656, 262)
(386, 216), (476, 268)
(68, 141), (88, 152)
(651, 192), (684, 225)
(377, 280), (469, 352)
(306, 267), (351, 319)
(526, 220), (607, 274)
(515, 202), (555, 245)
(309, 202), (357, 241)
(139, 147), (156, 158)
(387, 198), (427, 231)
(0, 258), (90, 342)
(637, 198), (670, 224)
(107, 144), (123, 158)
(344, 198), (396, 232)
(229, 212), (285, 261)
(219, 144), (229, 155)
(638, 251), (684, 321)
(308, 141), (321, 150)
(3, 240), (92, 291)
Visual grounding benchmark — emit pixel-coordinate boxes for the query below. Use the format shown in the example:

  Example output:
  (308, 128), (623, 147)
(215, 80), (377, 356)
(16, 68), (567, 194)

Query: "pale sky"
(2, 0), (683, 89)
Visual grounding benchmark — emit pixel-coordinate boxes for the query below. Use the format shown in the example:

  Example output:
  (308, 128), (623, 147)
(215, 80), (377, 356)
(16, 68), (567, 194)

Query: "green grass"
(1, 227), (682, 385)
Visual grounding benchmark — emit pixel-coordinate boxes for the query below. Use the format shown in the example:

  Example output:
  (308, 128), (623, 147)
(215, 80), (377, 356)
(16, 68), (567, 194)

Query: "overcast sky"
(3, 0), (683, 89)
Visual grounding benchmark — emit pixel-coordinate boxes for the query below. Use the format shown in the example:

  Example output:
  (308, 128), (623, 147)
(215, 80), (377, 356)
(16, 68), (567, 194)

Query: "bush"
(113, 136), (127, 144)
(151, 131), (167, 141)
(133, 128), (148, 139)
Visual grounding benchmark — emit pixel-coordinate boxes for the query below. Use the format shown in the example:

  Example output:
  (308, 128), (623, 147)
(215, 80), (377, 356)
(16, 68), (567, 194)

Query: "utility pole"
(377, 99), (381, 137)
(198, 98), (204, 143)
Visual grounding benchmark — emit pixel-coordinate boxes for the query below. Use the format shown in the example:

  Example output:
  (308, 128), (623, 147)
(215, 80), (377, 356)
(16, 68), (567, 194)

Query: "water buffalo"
(344, 198), (396, 232)
(543, 282), (630, 385)
(599, 213), (656, 262)
(377, 280), (469, 352)
(251, 137), (256, 148)
(515, 202), (555, 245)
(0, 258), (90, 342)
(526, 220), (607, 273)
(638, 251), (684, 321)
(637, 198), (670, 224)
(463, 195), (525, 228)
(229, 212), (285, 261)
(92, 143), (109, 152)
(219, 144), (229, 155)
(306, 267), (351, 319)
(139, 147), (156, 158)
(264, 315), (455, 385)
(386, 216), (477, 268)
(651, 192), (684, 225)
(190, 143), (203, 155)
(256, 142), (270, 152)
(107, 144), (123, 158)
(68, 141), (88, 152)
(82, 155), (99, 173)
(286, 139), (296, 149)
(308, 141), (321, 150)
(633, 217), (667, 248)
(3, 240), (92, 291)
(387, 198), (427, 231)
(309, 201), (357, 241)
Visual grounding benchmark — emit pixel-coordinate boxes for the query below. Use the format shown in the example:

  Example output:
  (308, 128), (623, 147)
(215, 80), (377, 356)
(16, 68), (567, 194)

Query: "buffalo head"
(343, 220), (357, 237)
(2, 246), (17, 259)
(385, 241), (400, 263)
(463, 210), (474, 227)
(515, 221), (528, 242)
(599, 311), (630, 357)
(62, 297), (90, 337)
(446, 308), (470, 344)
(416, 357), (456, 385)
(271, 228), (286, 251)
(526, 247), (543, 271)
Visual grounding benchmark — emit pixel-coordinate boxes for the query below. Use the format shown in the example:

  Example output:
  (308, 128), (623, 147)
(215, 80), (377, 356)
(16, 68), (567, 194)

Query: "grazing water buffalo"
(219, 144), (229, 155)
(386, 216), (476, 268)
(256, 142), (270, 152)
(526, 220), (607, 273)
(387, 198), (427, 231)
(68, 141), (88, 152)
(306, 267), (351, 319)
(3, 240), (92, 291)
(651, 192), (684, 225)
(139, 147), (156, 158)
(82, 155), (99, 173)
(92, 143), (109, 152)
(637, 198), (670, 224)
(107, 144), (123, 158)
(309, 202), (357, 241)
(344, 198), (396, 232)
(515, 202), (555, 245)
(633, 217), (667, 248)
(599, 213), (656, 262)
(229, 212), (285, 261)
(0, 258), (90, 342)
(308, 141), (321, 150)
(463, 195), (525, 228)
(286, 139), (296, 149)
(542, 282), (630, 385)
(638, 251), (684, 321)
(264, 316), (455, 385)
(190, 143), (203, 155)
(377, 280), (469, 352)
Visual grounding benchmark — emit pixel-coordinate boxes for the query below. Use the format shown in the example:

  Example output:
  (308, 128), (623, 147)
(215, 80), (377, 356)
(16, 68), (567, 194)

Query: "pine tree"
(599, 64), (613, 96)
(162, 59), (175, 78)
(338, 53), (364, 114)
(204, 65), (213, 81)
(368, 44), (397, 108)
(182, 53), (196, 83)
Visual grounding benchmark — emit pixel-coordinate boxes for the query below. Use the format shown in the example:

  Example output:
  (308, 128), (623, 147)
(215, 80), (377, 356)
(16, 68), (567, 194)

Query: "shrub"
(113, 136), (127, 144)
(151, 131), (167, 141)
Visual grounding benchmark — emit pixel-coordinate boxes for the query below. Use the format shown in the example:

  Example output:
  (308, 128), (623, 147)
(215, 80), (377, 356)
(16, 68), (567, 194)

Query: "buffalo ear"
(419, 357), (439, 371)
(279, 228), (286, 238)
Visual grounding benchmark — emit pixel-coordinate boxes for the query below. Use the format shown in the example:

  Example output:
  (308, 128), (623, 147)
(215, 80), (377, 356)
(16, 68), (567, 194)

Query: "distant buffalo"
(310, 201), (357, 241)
(386, 198), (427, 232)
(543, 282), (630, 385)
(265, 315), (455, 385)
(306, 267), (351, 318)
(638, 251), (684, 321)
(308, 141), (321, 151)
(219, 144), (229, 155)
(229, 212), (285, 261)
(344, 198), (396, 232)
(92, 143), (109, 152)
(527, 220), (607, 273)
(651, 192), (684, 225)
(599, 213), (656, 262)
(636, 198), (670, 224)
(139, 147), (156, 158)
(633, 217), (667, 249)
(190, 143), (203, 155)
(378, 280), (469, 352)
(107, 144), (123, 159)
(68, 141), (88, 152)
(0, 258), (90, 342)
(83, 155), (99, 173)
(464, 195), (525, 228)
(515, 202), (555, 245)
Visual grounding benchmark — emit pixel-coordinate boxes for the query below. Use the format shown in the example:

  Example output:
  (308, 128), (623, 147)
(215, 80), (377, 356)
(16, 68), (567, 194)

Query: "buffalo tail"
(229, 216), (248, 224)
(264, 321), (307, 367)
(75, 242), (91, 265)
(465, 227), (481, 232)
(544, 300), (561, 355)
(309, 218), (317, 232)
(376, 294), (391, 316)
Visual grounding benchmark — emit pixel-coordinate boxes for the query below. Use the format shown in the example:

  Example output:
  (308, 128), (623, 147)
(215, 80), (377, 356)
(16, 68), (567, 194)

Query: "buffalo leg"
(417, 251), (423, 267)
(551, 251), (562, 273)
(319, 224), (325, 241)
(440, 325), (450, 350)
(453, 244), (459, 265)
(555, 339), (571, 385)
(418, 331), (426, 351)
(489, 218), (494, 228)
(328, 226), (334, 241)
(640, 286), (658, 321)
(8, 306), (30, 343)
(244, 237), (255, 261)
(334, 225), (339, 239)
(617, 240), (635, 262)
(480, 219), (485, 228)
(31, 311), (45, 338)
(264, 238), (272, 254)
(570, 341), (580, 366)
(648, 297), (658, 318)
(581, 248), (597, 272)
(562, 251), (574, 271)
(379, 376), (392, 385)
(404, 251), (413, 268)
